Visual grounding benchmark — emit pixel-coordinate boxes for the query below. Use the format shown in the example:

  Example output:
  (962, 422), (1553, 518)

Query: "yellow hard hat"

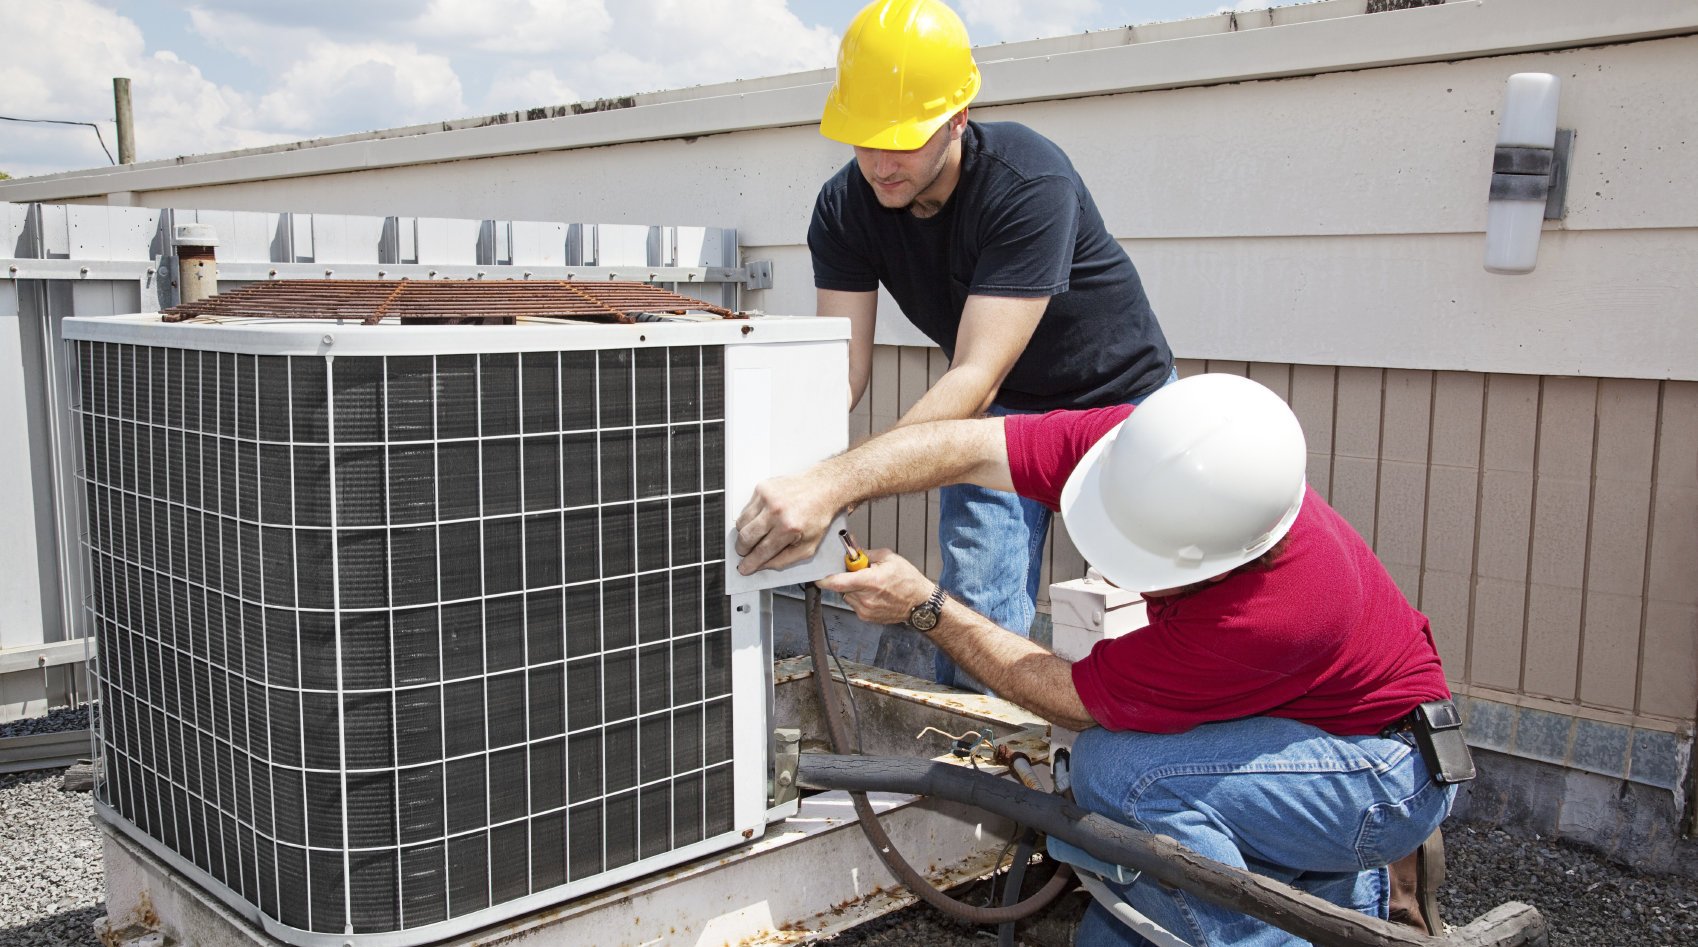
(820, 0), (982, 151)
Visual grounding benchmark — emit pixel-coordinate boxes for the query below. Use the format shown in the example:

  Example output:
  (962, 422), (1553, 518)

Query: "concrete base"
(1451, 748), (1698, 880)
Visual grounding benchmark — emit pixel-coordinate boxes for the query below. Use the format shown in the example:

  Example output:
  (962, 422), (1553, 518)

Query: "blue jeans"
(934, 369), (1177, 689)
(1069, 717), (1457, 947)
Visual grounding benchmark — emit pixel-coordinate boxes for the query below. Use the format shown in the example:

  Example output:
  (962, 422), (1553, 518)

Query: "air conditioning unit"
(65, 294), (846, 946)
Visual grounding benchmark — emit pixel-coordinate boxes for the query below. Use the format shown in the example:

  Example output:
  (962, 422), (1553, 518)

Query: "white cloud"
(416, 0), (613, 55)
(184, 6), (469, 134)
(0, 0), (287, 176)
(255, 41), (468, 133)
(958, 0), (1104, 41)
(1, 0), (840, 177)
(482, 67), (582, 113)
(557, 0), (839, 96)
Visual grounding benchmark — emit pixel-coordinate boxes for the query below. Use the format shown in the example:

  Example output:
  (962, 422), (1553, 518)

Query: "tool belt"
(1380, 698), (1476, 785)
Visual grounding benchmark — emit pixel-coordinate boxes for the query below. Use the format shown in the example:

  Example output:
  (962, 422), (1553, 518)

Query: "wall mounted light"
(1484, 73), (1574, 275)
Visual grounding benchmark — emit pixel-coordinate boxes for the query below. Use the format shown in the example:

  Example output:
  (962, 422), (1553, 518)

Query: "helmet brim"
(1058, 423), (1304, 594)
(819, 92), (958, 150)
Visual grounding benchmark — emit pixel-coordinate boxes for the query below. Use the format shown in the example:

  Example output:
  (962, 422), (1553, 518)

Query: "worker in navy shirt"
(810, 0), (1174, 688)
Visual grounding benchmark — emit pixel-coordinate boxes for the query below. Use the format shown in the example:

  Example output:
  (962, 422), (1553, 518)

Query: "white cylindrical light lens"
(1497, 73), (1560, 148)
(1484, 200), (1547, 274)
(1484, 73), (1561, 275)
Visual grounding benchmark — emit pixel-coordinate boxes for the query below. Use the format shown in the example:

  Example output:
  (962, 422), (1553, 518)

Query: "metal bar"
(2, 259), (160, 281)
(0, 260), (760, 285)
(0, 637), (94, 673)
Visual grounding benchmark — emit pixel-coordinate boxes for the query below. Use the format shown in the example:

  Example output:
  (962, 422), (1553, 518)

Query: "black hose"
(804, 584), (1072, 925)
(797, 754), (1558, 947)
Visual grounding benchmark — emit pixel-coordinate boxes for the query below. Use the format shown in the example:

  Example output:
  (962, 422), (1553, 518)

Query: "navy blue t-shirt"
(809, 121), (1172, 410)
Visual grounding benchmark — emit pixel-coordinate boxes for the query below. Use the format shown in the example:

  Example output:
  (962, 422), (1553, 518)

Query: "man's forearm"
(814, 417), (1011, 511)
(895, 364), (1002, 427)
(928, 601), (1098, 732)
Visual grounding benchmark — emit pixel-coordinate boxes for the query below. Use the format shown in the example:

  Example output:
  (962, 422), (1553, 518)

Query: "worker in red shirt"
(735, 373), (1465, 945)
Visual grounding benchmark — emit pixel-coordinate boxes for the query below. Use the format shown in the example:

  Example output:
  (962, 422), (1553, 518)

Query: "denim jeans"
(1069, 717), (1457, 947)
(934, 369), (1177, 689)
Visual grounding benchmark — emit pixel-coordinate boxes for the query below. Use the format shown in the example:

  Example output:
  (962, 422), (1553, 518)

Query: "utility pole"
(112, 77), (135, 164)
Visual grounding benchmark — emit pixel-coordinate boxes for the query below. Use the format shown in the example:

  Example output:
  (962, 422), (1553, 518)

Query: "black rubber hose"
(804, 584), (1071, 925)
(797, 753), (1552, 947)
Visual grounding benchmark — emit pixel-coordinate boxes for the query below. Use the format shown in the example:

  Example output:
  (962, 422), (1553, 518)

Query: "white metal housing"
(63, 311), (847, 946)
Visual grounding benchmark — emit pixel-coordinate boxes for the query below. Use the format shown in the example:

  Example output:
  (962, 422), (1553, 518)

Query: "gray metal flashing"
(0, 728), (93, 774)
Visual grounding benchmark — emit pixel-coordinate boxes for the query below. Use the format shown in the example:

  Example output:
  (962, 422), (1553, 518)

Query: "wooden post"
(112, 77), (135, 164)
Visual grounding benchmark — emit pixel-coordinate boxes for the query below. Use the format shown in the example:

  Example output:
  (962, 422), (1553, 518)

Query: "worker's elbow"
(1054, 711), (1099, 733)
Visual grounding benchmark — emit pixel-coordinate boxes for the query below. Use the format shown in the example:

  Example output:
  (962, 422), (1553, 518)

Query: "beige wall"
(854, 347), (1698, 734)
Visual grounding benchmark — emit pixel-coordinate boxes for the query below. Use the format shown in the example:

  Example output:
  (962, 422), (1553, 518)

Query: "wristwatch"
(905, 584), (946, 633)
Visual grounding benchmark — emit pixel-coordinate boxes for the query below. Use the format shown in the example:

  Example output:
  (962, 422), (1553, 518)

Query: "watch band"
(905, 583), (946, 633)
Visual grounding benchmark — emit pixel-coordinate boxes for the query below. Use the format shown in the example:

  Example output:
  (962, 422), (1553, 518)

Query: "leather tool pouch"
(1410, 699), (1476, 784)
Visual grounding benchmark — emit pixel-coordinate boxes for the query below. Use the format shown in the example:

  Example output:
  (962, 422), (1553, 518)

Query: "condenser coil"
(65, 295), (847, 947)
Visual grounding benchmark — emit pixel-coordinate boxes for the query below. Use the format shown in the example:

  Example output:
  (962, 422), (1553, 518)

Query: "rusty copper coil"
(160, 279), (743, 326)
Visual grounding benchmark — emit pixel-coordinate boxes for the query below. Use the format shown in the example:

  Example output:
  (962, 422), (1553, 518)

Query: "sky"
(0, 0), (1283, 180)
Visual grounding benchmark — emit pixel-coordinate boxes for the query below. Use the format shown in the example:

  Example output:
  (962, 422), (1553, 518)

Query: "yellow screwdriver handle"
(839, 529), (870, 571)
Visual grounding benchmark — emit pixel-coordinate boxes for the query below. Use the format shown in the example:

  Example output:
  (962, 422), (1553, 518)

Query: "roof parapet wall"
(4, 0), (1695, 202)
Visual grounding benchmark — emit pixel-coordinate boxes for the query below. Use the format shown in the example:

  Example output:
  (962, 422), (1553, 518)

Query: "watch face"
(909, 605), (940, 632)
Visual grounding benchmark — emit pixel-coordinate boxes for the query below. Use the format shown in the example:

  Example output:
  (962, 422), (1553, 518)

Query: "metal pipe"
(112, 78), (135, 165)
(172, 223), (219, 306)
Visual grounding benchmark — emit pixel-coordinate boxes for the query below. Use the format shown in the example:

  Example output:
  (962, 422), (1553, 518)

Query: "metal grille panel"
(76, 338), (736, 937)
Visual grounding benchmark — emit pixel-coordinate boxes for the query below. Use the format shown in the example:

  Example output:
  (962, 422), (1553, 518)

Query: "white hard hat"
(1059, 374), (1307, 593)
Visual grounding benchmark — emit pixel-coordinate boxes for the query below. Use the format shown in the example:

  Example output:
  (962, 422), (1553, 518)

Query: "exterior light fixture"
(1484, 73), (1573, 275)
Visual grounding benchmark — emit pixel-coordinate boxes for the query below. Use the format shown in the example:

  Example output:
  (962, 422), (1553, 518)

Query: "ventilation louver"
(66, 304), (846, 946)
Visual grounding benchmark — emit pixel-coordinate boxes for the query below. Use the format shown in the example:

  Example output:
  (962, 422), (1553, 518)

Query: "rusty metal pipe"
(173, 223), (218, 306)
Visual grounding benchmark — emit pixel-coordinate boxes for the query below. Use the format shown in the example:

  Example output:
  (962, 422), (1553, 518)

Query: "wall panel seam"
(1415, 372), (1437, 614)
(1370, 369), (1387, 554)
(1326, 366), (1339, 507)
(1634, 381), (1667, 719)
(1571, 381), (1604, 705)
(1514, 377), (1545, 696)
(1462, 374), (1486, 687)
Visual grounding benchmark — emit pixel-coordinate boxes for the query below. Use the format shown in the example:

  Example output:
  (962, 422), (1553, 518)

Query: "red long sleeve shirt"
(1005, 406), (1450, 736)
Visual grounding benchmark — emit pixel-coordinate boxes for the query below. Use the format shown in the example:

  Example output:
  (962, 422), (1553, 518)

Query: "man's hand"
(734, 473), (843, 575)
(816, 549), (932, 625)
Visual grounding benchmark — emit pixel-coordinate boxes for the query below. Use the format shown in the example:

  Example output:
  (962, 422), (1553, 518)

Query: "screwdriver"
(839, 529), (869, 571)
